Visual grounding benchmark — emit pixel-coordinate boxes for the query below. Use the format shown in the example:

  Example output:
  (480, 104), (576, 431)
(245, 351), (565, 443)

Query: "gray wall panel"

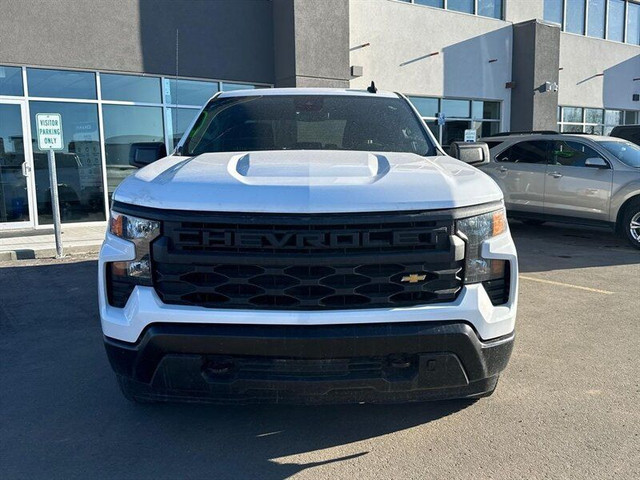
(0, 0), (274, 84)
(272, 0), (350, 87)
(511, 20), (560, 131)
(293, 0), (349, 84)
(559, 34), (640, 110)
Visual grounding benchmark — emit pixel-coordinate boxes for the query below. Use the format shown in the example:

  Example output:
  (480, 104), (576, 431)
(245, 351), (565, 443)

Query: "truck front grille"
(150, 211), (464, 310)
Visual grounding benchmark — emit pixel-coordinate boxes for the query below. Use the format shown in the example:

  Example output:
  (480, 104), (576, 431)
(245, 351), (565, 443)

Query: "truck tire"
(621, 200), (640, 249)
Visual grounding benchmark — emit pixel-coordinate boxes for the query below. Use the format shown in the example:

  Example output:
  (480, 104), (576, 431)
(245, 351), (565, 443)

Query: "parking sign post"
(36, 113), (64, 258)
(47, 149), (63, 258)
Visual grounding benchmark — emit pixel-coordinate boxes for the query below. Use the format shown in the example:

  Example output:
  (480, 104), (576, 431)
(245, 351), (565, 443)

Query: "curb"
(0, 243), (101, 261)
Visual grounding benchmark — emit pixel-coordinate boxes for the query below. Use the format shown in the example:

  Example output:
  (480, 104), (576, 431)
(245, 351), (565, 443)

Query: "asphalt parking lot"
(1, 221), (639, 480)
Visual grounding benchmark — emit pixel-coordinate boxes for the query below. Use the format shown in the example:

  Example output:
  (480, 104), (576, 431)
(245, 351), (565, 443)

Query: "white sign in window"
(36, 113), (64, 150)
(464, 129), (477, 142)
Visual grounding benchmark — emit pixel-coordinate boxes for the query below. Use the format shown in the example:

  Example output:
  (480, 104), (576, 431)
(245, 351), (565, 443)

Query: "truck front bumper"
(105, 321), (514, 404)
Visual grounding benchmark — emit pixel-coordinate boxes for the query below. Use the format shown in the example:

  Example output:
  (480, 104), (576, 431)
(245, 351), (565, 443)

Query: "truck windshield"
(597, 140), (640, 168)
(182, 95), (436, 156)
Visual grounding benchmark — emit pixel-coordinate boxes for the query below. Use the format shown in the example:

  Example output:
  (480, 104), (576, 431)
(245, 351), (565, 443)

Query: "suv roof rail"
(485, 130), (559, 137)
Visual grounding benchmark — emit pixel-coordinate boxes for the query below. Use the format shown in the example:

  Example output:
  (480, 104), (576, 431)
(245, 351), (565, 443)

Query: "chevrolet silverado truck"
(99, 88), (518, 404)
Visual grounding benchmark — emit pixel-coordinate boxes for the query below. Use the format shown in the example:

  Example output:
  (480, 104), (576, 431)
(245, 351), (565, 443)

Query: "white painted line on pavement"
(519, 275), (614, 295)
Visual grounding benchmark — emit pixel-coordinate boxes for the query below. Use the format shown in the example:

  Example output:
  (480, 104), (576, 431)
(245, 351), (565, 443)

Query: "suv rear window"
(183, 95), (436, 156)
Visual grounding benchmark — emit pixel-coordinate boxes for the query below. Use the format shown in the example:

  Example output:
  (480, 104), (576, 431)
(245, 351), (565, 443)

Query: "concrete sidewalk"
(0, 224), (105, 260)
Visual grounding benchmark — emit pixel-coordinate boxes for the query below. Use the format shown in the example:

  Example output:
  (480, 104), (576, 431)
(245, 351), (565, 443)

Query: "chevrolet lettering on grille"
(196, 229), (443, 249)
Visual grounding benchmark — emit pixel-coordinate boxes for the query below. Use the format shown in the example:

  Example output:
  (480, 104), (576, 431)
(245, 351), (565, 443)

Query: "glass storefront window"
(483, 101), (500, 120)
(628, 1), (640, 45)
(447, 0), (474, 14)
(415, 0), (443, 6)
(442, 120), (471, 149)
(585, 108), (604, 124)
(544, 0), (637, 44)
(586, 0), (606, 38)
(558, 106), (638, 134)
(100, 74), (161, 103)
(562, 107), (583, 123)
(584, 125), (604, 135)
(409, 96), (501, 148)
(561, 124), (584, 133)
(441, 99), (470, 118)
(566, 0), (586, 34)
(0, 104), (29, 222)
(471, 101), (482, 120)
(164, 78), (218, 107)
(543, 0), (563, 25)
(472, 101), (500, 120)
(603, 109), (624, 134)
(221, 82), (257, 91)
(167, 108), (200, 150)
(29, 101), (105, 224)
(0, 66), (24, 96)
(604, 110), (623, 126)
(624, 111), (638, 124)
(27, 69), (96, 99)
(102, 105), (164, 196)
(607, 0), (626, 42)
(408, 96), (439, 117)
(477, 0), (503, 19)
(3, 66), (270, 228)
(471, 121), (500, 139)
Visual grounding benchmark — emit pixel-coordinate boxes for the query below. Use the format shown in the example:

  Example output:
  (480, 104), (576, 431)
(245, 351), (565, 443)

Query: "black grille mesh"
(151, 212), (463, 310)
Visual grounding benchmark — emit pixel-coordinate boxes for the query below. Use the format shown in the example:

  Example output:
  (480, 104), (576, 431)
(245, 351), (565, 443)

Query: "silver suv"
(478, 132), (640, 249)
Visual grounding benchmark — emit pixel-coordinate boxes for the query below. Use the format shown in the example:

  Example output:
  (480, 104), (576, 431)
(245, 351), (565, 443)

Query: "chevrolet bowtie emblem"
(401, 274), (427, 283)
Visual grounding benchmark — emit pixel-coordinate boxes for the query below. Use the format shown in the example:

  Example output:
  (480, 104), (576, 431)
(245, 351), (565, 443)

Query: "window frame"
(397, 0), (505, 20)
(407, 95), (502, 148)
(543, 0), (639, 44)
(558, 106), (639, 135)
(0, 64), (271, 229)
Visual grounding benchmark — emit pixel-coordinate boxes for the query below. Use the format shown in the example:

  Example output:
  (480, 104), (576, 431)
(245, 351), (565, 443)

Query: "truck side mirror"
(449, 141), (490, 166)
(129, 142), (167, 168)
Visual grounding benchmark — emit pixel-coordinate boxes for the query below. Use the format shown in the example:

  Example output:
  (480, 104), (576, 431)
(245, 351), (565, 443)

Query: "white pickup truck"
(98, 88), (518, 404)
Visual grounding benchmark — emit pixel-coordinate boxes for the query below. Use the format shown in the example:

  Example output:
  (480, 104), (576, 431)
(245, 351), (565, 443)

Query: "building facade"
(0, 0), (638, 230)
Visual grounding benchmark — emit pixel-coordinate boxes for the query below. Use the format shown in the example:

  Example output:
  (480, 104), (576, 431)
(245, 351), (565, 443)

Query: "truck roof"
(217, 87), (401, 99)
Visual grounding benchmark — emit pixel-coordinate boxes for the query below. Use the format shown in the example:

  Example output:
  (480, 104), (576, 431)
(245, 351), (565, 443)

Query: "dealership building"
(0, 0), (638, 230)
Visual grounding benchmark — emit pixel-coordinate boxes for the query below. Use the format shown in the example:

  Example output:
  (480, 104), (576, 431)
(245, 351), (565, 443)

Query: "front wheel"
(621, 201), (640, 249)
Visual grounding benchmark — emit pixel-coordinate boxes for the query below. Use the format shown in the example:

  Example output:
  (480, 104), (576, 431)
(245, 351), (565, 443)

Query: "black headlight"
(106, 210), (160, 307)
(457, 208), (510, 305)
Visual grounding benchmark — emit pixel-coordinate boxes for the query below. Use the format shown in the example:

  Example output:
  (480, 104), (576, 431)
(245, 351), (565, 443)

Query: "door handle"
(548, 171), (563, 178)
(21, 162), (31, 177)
(498, 166), (508, 173)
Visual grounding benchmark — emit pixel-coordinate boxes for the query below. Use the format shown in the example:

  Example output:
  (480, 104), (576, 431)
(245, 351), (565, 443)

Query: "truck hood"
(113, 150), (503, 213)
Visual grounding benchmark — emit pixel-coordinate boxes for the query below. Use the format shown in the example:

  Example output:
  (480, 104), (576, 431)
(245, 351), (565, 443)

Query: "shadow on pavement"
(0, 259), (472, 480)
(3, 219), (637, 478)
(509, 221), (639, 273)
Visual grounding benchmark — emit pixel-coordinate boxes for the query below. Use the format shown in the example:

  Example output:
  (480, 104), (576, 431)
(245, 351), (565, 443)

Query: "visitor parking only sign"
(36, 113), (64, 150)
